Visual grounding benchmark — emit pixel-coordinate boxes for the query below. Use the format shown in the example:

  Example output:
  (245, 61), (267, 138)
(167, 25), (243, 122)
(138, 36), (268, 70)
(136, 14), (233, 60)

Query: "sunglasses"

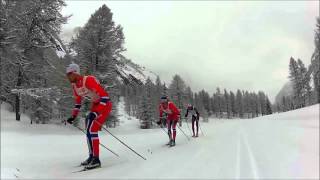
(160, 99), (168, 103)
(66, 72), (74, 76)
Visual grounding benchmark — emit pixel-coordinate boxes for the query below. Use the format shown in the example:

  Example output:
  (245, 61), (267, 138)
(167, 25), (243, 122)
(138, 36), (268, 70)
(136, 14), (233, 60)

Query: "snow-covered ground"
(1, 99), (319, 179)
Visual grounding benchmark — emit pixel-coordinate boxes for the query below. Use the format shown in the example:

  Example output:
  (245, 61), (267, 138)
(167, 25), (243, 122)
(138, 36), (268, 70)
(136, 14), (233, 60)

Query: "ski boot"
(166, 139), (171, 146)
(85, 157), (101, 170)
(170, 139), (175, 147)
(81, 155), (92, 166)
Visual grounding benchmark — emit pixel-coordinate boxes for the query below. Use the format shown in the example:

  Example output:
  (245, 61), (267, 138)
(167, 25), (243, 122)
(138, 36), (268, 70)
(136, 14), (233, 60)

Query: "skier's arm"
(169, 103), (180, 118)
(185, 109), (189, 118)
(85, 76), (108, 99)
(159, 104), (164, 119)
(71, 88), (82, 118)
(85, 76), (110, 114)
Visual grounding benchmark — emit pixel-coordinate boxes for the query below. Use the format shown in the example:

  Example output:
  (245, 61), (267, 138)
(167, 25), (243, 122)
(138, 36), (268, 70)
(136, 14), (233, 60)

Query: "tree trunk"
(15, 69), (22, 121)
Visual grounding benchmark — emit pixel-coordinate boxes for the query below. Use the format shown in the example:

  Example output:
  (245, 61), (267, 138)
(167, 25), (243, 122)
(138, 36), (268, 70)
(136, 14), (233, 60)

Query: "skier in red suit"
(66, 63), (112, 169)
(157, 96), (180, 147)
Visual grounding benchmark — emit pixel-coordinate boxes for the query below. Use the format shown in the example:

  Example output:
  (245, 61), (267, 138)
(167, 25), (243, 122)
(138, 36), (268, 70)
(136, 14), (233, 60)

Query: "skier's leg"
(170, 121), (177, 146)
(84, 103), (112, 169)
(89, 103), (112, 158)
(85, 117), (93, 158)
(196, 119), (199, 137)
(172, 121), (178, 141)
(192, 116), (195, 137)
(167, 119), (172, 140)
(86, 113), (98, 157)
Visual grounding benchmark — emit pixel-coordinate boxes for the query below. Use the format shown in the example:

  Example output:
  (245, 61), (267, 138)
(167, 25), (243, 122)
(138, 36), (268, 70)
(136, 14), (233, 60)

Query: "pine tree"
(194, 92), (205, 119)
(235, 89), (243, 118)
(297, 59), (313, 106)
(185, 86), (194, 105)
(224, 89), (231, 118)
(71, 4), (126, 127)
(243, 91), (250, 118)
(289, 57), (304, 108)
(253, 93), (260, 117)
(153, 76), (163, 120)
(139, 78), (154, 129)
(168, 74), (187, 125)
(168, 74), (187, 108)
(266, 96), (273, 115)
(199, 90), (211, 116)
(311, 17), (320, 103)
(230, 91), (236, 118)
(0, 0), (68, 121)
(258, 91), (267, 115)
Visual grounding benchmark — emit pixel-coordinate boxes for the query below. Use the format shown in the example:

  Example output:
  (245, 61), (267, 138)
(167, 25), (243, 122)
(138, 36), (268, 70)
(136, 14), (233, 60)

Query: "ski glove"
(87, 112), (98, 121)
(67, 117), (75, 124)
(156, 120), (161, 125)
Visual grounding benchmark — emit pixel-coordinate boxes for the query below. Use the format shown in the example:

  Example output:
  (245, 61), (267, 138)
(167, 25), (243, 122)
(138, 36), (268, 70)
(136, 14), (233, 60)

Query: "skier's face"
(161, 102), (168, 108)
(67, 72), (77, 83)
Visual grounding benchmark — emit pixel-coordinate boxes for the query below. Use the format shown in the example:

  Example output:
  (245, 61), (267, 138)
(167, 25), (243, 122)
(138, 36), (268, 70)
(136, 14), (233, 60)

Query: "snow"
(1, 100), (319, 179)
(116, 63), (158, 84)
(54, 37), (67, 58)
(56, 50), (66, 58)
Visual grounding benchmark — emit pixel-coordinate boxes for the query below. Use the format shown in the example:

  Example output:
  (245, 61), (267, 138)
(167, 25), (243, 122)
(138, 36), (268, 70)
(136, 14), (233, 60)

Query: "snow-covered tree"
(297, 59), (312, 106)
(289, 57), (313, 109)
(139, 78), (155, 129)
(311, 17), (320, 103)
(289, 57), (306, 108)
(71, 4), (126, 127)
(266, 96), (272, 115)
(168, 74), (187, 125)
(229, 91), (236, 117)
(185, 86), (194, 106)
(224, 89), (231, 118)
(0, 0), (68, 121)
(168, 74), (187, 109)
(235, 89), (243, 118)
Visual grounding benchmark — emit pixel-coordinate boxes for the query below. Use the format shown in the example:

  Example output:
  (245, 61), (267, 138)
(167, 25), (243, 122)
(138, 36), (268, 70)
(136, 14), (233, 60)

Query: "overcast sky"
(61, 1), (319, 102)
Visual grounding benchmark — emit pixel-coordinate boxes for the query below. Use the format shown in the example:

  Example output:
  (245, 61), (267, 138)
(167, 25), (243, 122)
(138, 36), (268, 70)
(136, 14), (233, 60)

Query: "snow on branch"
(11, 87), (60, 99)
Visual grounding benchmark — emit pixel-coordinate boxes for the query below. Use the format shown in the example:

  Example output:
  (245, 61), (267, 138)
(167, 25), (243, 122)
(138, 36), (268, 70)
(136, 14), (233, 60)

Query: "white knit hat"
(66, 63), (80, 74)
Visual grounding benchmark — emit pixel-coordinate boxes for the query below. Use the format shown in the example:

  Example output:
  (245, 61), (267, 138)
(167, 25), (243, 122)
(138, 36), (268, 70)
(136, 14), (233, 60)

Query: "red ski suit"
(71, 75), (112, 158)
(159, 101), (180, 141)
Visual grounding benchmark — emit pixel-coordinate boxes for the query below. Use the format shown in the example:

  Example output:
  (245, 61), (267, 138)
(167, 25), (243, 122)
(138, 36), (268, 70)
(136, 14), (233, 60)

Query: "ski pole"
(198, 120), (205, 136)
(158, 117), (170, 137)
(155, 120), (169, 136)
(65, 121), (120, 157)
(95, 121), (147, 160)
(177, 121), (190, 141)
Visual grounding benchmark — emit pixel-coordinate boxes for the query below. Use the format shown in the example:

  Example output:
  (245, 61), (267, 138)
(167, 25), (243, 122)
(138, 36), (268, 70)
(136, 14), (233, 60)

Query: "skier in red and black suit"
(66, 63), (112, 169)
(157, 96), (180, 147)
(185, 104), (200, 137)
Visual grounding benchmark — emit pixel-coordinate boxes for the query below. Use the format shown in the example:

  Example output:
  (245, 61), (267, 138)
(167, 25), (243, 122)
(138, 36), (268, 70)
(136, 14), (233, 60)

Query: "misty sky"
(61, 1), (319, 102)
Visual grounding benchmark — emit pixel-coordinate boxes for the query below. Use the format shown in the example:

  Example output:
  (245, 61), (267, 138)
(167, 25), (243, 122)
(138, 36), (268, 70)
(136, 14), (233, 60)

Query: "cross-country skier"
(185, 104), (200, 137)
(65, 63), (112, 169)
(156, 96), (180, 147)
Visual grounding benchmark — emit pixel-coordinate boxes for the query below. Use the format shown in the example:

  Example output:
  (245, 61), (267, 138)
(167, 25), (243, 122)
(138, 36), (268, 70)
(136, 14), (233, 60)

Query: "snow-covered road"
(1, 100), (319, 179)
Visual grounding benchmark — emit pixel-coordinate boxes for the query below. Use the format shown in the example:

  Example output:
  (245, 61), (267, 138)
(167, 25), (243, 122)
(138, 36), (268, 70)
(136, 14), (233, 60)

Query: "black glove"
(66, 117), (75, 124)
(156, 120), (161, 125)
